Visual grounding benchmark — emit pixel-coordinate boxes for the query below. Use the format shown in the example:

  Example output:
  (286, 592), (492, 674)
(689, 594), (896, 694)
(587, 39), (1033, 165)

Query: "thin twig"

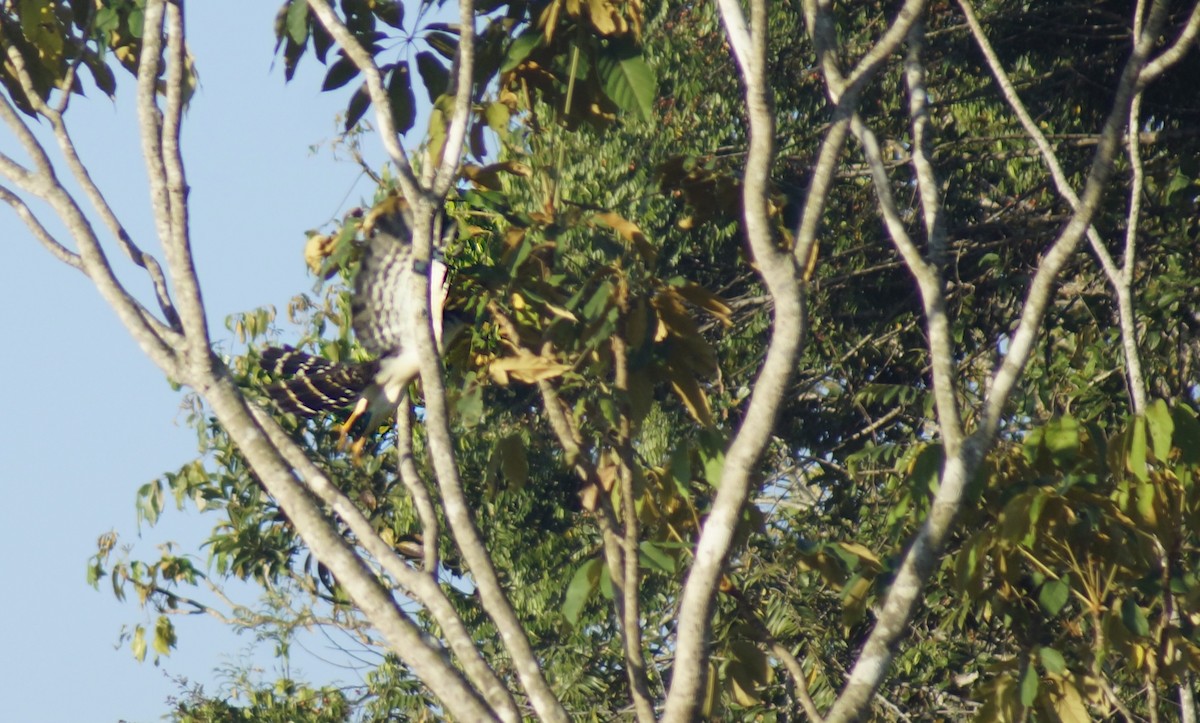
(395, 391), (441, 573)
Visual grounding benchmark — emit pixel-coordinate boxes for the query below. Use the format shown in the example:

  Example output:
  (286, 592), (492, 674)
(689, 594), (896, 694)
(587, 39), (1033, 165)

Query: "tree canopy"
(5, 0), (1200, 720)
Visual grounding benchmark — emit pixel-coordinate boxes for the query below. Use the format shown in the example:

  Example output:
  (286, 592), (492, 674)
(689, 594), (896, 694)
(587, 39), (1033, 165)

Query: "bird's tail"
(260, 346), (377, 417)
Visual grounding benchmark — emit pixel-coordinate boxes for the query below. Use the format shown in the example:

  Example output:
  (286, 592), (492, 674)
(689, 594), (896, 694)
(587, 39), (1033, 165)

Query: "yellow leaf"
(594, 212), (656, 263)
(837, 541), (882, 569)
(538, 0), (562, 42)
(543, 302), (578, 322)
(461, 161), (533, 190)
(675, 281), (732, 326)
(585, 0), (619, 34)
(304, 233), (335, 275)
(1046, 673), (1093, 723)
(667, 366), (713, 427)
(489, 354), (571, 384)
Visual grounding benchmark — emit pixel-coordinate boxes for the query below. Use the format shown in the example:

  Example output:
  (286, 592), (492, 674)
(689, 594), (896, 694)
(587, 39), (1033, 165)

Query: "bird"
(261, 199), (456, 450)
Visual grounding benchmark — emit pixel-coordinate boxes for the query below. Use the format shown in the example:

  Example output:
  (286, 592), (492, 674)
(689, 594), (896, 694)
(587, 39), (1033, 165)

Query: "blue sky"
(0, 3), (408, 720)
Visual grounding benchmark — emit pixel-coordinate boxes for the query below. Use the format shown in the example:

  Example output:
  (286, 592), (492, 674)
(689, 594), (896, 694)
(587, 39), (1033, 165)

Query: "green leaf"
(563, 557), (601, 625)
(485, 101), (510, 139)
(286, 0), (309, 45)
(415, 51), (449, 102)
(728, 640), (772, 706)
(1121, 598), (1150, 637)
(639, 541), (677, 573)
(387, 62), (416, 133)
(152, 616), (176, 656)
(131, 625), (147, 662)
(1146, 398), (1174, 462)
(909, 443), (944, 497)
(1019, 662), (1039, 707)
(1043, 415), (1079, 466)
(1128, 417), (1149, 481)
(500, 31), (541, 74)
(698, 443), (724, 488)
(1174, 405), (1200, 465)
(597, 44), (656, 121)
(1038, 646), (1067, 675)
(1038, 578), (1069, 615)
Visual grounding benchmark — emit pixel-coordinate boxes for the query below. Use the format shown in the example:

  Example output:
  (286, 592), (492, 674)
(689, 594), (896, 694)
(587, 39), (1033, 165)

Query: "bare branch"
(1139, 2), (1200, 84)
(849, 113), (963, 451)
(199, 382), (496, 721)
(0, 22), (183, 339)
(664, 0), (807, 716)
(155, 2), (209, 359)
(612, 336), (657, 723)
(430, 0), (476, 197)
(824, 3), (1175, 719)
(395, 393), (441, 573)
(903, 23), (948, 266)
(305, 0), (422, 215)
(730, 589), (824, 722)
(0, 93), (179, 375)
(0, 184), (80, 269)
(969, 0), (1170, 437)
(246, 403), (521, 722)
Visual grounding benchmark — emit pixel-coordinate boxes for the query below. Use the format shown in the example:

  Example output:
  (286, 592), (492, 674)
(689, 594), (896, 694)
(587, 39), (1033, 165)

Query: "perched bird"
(262, 200), (455, 448)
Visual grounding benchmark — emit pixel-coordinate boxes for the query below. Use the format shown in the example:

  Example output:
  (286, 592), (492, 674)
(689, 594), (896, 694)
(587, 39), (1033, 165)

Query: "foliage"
(6, 0), (1200, 719)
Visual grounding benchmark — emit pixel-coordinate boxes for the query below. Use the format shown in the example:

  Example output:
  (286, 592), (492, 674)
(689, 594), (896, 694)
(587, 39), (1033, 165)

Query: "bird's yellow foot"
(337, 397), (371, 456)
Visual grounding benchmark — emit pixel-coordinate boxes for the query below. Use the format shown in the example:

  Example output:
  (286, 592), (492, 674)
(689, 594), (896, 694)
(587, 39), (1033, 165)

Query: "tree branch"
(394, 392), (441, 573)
(199, 380), (497, 721)
(0, 184), (80, 269)
(247, 403), (521, 721)
(663, 0), (807, 717)
(136, 1), (207, 358)
(612, 335), (657, 723)
(305, 0), (422, 218)
(823, 3), (1175, 719)
(0, 91), (180, 376)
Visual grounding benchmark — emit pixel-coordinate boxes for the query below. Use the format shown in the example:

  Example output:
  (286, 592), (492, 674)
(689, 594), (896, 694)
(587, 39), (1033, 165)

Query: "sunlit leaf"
(501, 31), (541, 74)
(562, 557), (601, 625)
(285, 0), (309, 44)
(1128, 417), (1149, 481)
(1038, 646), (1067, 675)
(1019, 663), (1038, 707)
(596, 43), (655, 121)
(1038, 578), (1069, 615)
(1145, 398), (1173, 462)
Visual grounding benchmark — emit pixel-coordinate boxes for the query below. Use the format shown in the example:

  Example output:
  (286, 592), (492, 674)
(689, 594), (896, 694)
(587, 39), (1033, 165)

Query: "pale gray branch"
(1139, 1), (1200, 84)
(247, 403), (521, 722)
(850, 113), (963, 451)
(663, 0), (807, 717)
(156, 2), (210, 360)
(394, 393), (441, 573)
(824, 3), (1174, 719)
(305, 0), (422, 218)
(3, 31), (182, 338)
(430, 0), (476, 197)
(201, 381), (496, 721)
(0, 88), (179, 375)
(0, 184), (80, 269)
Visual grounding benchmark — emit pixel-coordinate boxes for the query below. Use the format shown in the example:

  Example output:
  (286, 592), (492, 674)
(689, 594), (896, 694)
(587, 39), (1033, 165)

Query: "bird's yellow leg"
(337, 397), (371, 451)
